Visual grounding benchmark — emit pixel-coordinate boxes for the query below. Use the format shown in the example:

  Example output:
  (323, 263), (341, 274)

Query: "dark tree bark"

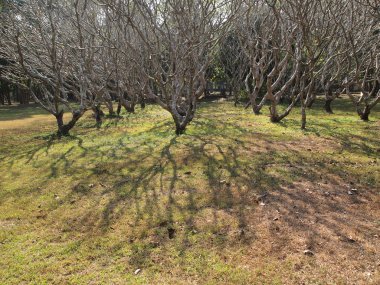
(370, 80), (379, 98)
(120, 96), (136, 113)
(6, 92), (11, 105)
(253, 104), (261, 115)
(248, 86), (262, 114)
(93, 105), (104, 126)
(124, 104), (135, 113)
(55, 110), (85, 137)
(0, 92), (4, 105)
(234, 94), (239, 107)
(220, 86), (226, 97)
(325, 98), (334, 114)
(0, 81), (12, 105)
(175, 123), (187, 135)
(324, 88), (335, 114)
(358, 106), (370, 121)
(117, 100), (122, 116)
(306, 96), (315, 108)
(140, 96), (146, 109)
(171, 102), (195, 135)
(18, 88), (30, 105)
(105, 101), (114, 116)
(301, 102), (307, 129)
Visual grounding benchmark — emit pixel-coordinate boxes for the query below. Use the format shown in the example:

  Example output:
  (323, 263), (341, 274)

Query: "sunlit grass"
(0, 98), (379, 284)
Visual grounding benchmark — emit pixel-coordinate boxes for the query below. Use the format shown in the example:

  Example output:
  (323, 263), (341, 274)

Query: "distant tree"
(219, 33), (248, 105)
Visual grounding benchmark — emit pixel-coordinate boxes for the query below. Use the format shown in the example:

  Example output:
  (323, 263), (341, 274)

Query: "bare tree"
(285, 0), (344, 129)
(218, 33), (248, 106)
(105, 0), (237, 134)
(235, 0), (304, 122)
(0, 0), (118, 134)
(1, 1), (82, 135)
(339, 0), (380, 120)
(64, 0), (115, 124)
(320, 40), (346, 114)
(103, 6), (147, 115)
(237, 0), (277, 114)
(231, 0), (380, 128)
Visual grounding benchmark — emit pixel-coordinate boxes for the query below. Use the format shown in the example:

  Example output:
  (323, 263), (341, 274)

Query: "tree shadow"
(0, 104), (48, 121)
(1, 105), (379, 274)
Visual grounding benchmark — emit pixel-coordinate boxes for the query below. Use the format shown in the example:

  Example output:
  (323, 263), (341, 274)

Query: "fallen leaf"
(304, 250), (314, 256)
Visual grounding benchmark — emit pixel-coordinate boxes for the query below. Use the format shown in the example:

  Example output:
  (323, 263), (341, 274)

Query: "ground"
(0, 99), (379, 285)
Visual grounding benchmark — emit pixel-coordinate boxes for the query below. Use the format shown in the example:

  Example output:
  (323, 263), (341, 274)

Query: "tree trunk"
(232, 86), (239, 107)
(125, 104), (135, 113)
(55, 110), (85, 137)
(253, 104), (261, 115)
(269, 99), (279, 122)
(56, 111), (66, 135)
(175, 123), (186, 135)
(306, 96), (315, 108)
(359, 106), (370, 121)
(324, 88), (334, 114)
(370, 80), (379, 98)
(301, 93), (307, 130)
(248, 87), (261, 115)
(204, 88), (210, 98)
(117, 101), (122, 116)
(140, 97), (146, 109)
(6, 92), (11, 105)
(1, 81), (12, 105)
(267, 77), (277, 120)
(325, 98), (334, 114)
(93, 105), (104, 126)
(174, 116), (193, 135)
(172, 105), (195, 135)
(120, 98), (136, 113)
(19, 89), (30, 105)
(301, 105), (307, 129)
(221, 86), (226, 97)
(105, 101), (114, 116)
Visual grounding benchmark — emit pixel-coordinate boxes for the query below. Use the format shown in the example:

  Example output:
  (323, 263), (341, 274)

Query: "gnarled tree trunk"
(92, 105), (104, 126)
(171, 101), (196, 135)
(55, 109), (85, 137)
(358, 106), (370, 121)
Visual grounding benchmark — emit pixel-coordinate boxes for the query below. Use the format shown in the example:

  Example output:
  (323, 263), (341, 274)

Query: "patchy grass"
(0, 98), (379, 284)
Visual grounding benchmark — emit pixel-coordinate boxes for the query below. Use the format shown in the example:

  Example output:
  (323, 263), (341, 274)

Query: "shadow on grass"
(20, 117), (376, 264)
(1, 101), (379, 271)
(278, 118), (380, 158)
(0, 103), (49, 121)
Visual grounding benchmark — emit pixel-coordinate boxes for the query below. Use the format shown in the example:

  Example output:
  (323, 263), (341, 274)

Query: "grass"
(0, 98), (379, 284)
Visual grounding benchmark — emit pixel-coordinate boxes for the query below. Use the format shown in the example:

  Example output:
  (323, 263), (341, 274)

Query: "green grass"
(0, 98), (379, 284)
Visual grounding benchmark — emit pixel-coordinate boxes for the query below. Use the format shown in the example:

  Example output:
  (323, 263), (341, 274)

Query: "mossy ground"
(0, 98), (379, 284)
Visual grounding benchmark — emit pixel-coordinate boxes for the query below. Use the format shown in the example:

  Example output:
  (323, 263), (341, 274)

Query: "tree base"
(360, 112), (370, 121)
(325, 99), (334, 114)
(175, 127), (186, 135)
